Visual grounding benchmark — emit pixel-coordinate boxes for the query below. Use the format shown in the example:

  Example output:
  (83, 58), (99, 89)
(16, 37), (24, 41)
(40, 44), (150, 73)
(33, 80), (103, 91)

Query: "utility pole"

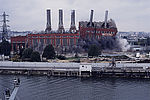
(0, 12), (9, 41)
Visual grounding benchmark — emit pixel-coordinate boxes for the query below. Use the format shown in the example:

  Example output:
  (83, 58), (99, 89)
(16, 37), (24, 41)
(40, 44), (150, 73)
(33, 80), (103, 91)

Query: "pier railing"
(0, 61), (150, 78)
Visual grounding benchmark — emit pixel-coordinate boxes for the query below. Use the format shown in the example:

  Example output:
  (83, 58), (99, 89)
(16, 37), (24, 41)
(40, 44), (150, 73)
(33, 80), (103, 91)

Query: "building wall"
(11, 36), (27, 52)
(79, 27), (117, 39)
(79, 22), (118, 39)
(11, 33), (80, 52)
(27, 33), (80, 48)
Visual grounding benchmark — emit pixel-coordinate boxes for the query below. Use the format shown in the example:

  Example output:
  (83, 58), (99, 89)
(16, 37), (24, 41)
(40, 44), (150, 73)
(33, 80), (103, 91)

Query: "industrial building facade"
(11, 9), (117, 52)
(11, 33), (79, 52)
(28, 33), (79, 48)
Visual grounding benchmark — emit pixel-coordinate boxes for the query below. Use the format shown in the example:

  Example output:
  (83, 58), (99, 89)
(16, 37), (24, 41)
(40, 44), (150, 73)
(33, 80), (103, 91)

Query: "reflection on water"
(0, 75), (150, 100)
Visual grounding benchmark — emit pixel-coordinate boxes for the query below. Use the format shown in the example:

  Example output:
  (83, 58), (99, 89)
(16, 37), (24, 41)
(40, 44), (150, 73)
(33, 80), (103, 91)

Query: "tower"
(104, 10), (108, 28)
(87, 10), (94, 27)
(69, 10), (76, 33)
(58, 9), (65, 33)
(0, 12), (9, 41)
(89, 10), (94, 27)
(45, 9), (52, 33)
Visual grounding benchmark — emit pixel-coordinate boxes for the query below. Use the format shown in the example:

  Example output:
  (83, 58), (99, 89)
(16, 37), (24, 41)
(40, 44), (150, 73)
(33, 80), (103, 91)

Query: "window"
(33, 39), (38, 48)
(46, 39), (51, 44)
(56, 38), (60, 45)
(40, 39), (44, 44)
(52, 39), (55, 45)
(76, 39), (78, 44)
(40, 36), (44, 38)
(46, 36), (51, 38)
(56, 36), (60, 38)
(33, 36), (38, 38)
(63, 38), (67, 46)
(63, 36), (67, 38)
(70, 39), (74, 46)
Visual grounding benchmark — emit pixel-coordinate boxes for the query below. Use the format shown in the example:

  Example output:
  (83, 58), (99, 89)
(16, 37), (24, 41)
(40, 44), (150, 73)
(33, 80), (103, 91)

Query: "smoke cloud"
(78, 36), (130, 52)
(118, 38), (131, 52)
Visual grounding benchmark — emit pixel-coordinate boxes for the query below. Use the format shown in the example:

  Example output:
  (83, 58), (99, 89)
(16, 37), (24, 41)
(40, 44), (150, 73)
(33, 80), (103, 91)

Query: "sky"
(0, 0), (150, 32)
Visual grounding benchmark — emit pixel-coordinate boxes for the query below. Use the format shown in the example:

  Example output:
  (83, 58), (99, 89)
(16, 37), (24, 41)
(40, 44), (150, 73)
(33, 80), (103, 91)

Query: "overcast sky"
(0, 0), (150, 32)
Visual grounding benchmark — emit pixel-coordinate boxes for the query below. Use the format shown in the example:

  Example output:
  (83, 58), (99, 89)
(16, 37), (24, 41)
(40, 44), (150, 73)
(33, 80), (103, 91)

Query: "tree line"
(20, 44), (101, 62)
(0, 40), (102, 62)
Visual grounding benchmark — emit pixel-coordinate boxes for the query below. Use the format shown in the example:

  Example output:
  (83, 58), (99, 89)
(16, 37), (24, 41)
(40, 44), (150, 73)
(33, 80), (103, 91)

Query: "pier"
(0, 61), (150, 78)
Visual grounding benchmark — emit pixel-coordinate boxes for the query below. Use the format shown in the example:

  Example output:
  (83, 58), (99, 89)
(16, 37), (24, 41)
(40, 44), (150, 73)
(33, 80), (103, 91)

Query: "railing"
(4, 78), (20, 100)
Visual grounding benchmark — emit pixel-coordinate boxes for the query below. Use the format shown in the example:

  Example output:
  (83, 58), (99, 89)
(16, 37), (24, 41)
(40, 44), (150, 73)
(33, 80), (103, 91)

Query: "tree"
(88, 44), (101, 57)
(0, 40), (11, 56)
(31, 51), (41, 62)
(57, 55), (66, 60)
(146, 37), (150, 46)
(42, 44), (56, 59)
(18, 46), (25, 58)
(22, 48), (33, 60)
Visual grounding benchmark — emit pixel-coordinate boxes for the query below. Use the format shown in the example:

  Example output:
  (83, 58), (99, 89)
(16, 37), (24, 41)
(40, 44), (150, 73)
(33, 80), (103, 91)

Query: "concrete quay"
(0, 61), (150, 78)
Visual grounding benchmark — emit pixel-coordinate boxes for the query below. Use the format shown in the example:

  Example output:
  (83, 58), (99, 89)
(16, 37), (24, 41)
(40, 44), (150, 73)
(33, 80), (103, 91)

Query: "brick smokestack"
(104, 10), (108, 28)
(70, 10), (76, 33)
(58, 9), (65, 33)
(87, 10), (94, 27)
(45, 9), (51, 33)
(89, 10), (94, 27)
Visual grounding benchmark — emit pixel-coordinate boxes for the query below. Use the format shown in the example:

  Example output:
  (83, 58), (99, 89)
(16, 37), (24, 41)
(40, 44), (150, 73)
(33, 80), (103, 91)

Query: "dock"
(0, 61), (150, 78)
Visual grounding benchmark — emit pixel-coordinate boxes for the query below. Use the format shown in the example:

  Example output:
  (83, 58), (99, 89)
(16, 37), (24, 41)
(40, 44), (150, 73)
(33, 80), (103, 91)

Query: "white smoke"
(119, 38), (130, 52)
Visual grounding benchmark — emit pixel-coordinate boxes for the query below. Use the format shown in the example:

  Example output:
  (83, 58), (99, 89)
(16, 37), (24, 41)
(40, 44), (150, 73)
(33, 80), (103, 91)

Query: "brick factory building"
(11, 9), (117, 52)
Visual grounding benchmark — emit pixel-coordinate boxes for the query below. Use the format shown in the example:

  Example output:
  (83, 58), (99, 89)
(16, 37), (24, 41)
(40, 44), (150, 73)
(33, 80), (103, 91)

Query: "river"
(0, 75), (150, 100)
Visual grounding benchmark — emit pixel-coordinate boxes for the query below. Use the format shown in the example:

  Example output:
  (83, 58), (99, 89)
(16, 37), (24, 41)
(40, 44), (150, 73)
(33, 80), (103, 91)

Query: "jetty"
(0, 61), (150, 78)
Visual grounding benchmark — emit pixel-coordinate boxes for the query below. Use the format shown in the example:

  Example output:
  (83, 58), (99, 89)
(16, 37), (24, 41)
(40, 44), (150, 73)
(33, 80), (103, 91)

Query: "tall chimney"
(45, 9), (51, 33)
(89, 10), (94, 27)
(104, 10), (108, 28)
(70, 10), (76, 33)
(58, 9), (65, 33)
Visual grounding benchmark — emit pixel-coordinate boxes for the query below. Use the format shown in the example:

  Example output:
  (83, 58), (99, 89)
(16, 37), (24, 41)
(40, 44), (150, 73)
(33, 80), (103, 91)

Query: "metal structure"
(69, 10), (76, 33)
(45, 9), (51, 33)
(0, 12), (9, 41)
(58, 9), (65, 33)
(4, 78), (20, 100)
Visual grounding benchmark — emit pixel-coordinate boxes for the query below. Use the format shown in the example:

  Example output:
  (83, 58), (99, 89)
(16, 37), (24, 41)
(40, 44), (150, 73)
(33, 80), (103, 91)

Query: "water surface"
(0, 75), (150, 100)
